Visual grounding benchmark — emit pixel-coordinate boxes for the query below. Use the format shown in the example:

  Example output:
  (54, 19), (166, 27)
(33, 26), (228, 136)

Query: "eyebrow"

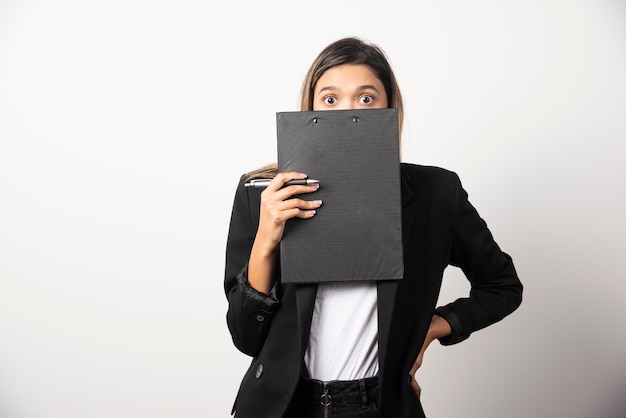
(316, 85), (382, 94)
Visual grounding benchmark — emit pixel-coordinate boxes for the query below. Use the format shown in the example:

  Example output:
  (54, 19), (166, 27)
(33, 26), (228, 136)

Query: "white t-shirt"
(304, 281), (379, 381)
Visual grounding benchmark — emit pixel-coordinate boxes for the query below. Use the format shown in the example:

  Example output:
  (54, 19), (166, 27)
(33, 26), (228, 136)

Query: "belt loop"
(359, 379), (368, 406)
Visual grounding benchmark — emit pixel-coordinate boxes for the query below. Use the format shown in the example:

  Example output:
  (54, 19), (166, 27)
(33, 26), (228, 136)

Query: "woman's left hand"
(408, 314), (452, 398)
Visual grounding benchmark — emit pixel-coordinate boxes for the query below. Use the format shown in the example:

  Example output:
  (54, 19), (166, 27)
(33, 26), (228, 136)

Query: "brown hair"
(245, 37), (403, 180)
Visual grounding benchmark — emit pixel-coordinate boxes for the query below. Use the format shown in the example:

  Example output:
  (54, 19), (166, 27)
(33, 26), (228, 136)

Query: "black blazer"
(224, 163), (523, 418)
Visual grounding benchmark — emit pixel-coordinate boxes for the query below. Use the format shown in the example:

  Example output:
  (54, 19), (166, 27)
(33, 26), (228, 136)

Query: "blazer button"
(256, 314), (265, 322)
(255, 364), (263, 379)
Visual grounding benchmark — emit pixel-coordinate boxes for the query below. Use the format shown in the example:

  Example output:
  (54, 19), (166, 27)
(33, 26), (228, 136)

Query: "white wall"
(1, 0), (624, 417)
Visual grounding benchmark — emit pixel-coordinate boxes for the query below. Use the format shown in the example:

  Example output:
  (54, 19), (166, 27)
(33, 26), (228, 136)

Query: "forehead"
(315, 64), (383, 90)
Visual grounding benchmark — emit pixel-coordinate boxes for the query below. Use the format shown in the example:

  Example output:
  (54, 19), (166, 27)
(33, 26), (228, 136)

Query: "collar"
(400, 164), (416, 208)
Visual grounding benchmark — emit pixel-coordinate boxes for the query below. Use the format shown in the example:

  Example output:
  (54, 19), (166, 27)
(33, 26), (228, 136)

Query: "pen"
(244, 178), (320, 188)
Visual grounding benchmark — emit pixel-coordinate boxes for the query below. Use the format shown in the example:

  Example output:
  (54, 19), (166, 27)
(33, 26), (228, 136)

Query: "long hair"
(245, 37), (404, 180)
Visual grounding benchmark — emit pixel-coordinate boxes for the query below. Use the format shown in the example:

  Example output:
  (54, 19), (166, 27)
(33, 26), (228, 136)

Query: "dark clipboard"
(276, 108), (403, 284)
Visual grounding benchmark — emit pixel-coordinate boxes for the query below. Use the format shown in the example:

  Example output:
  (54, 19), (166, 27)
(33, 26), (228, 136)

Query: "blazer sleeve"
(434, 173), (523, 345)
(223, 175), (280, 357)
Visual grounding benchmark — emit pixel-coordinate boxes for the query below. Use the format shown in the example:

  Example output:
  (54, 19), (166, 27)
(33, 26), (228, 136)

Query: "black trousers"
(283, 376), (380, 418)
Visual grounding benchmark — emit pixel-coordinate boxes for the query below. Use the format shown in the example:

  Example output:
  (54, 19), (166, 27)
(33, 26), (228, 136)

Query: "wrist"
(428, 314), (452, 340)
(251, 237), (279, 259)
(248, 240), (279, 295)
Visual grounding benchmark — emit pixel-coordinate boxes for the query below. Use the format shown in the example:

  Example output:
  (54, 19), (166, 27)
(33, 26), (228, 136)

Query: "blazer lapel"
(295, 283), (318, 360)
(378, 165), (419, 378)
(377, 279), (397, 378)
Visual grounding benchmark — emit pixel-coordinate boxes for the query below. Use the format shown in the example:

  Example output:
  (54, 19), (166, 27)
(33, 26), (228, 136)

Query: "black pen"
(244, 178), (319, 188)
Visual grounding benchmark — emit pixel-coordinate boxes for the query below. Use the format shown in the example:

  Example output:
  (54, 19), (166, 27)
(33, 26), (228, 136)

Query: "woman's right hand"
(248, 172), (322, 294)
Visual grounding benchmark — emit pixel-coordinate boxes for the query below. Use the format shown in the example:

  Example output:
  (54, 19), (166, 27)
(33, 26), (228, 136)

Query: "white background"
(1, 0), (625, 417)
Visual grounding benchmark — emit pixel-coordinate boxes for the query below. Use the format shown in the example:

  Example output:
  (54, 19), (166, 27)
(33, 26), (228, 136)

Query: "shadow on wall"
(598, 376), (626, 418)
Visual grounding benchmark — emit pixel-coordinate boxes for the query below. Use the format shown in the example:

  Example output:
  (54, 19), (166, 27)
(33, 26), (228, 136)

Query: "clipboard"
(277, 108), (403, 284)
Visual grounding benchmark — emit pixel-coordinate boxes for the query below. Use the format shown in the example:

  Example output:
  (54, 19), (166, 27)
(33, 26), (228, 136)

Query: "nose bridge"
(336, 103), (357, 110)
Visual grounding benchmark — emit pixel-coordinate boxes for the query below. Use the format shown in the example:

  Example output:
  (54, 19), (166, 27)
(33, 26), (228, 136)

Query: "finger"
(409, 355), (423, 376)
(260, 197), (321, 226)
(409, 375), (422, 399)
(273, 183), (320, 202)
(285, 207), (318, 219)
(272, 197), (322, 212)
(267, 172), (309, 191)
(278, 199), (323, 220)
(261, 181), (319, 207)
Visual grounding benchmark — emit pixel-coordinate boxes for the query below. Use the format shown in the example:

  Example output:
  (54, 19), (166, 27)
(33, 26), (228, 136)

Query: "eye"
(323, 96), (336, 105)
(359, 95), (374, 104)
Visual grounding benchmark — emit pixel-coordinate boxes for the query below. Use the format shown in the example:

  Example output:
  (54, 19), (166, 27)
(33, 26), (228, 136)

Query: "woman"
(224, 37), (523, 418)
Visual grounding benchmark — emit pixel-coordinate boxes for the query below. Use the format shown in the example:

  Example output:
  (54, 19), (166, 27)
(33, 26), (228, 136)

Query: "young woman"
(224, 37), (523, 418)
